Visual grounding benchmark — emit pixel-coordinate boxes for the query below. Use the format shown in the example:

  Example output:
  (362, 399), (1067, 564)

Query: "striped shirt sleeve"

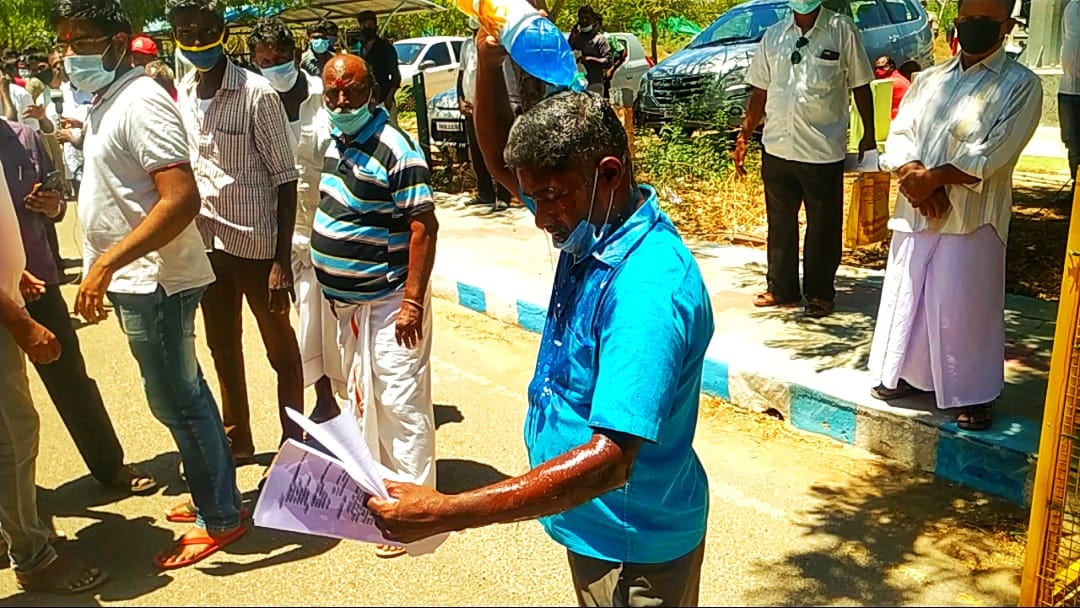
(389, 148), (434, 216)
(251, 88), (300, 188)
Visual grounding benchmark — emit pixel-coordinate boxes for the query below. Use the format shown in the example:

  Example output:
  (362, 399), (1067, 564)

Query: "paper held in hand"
(253, 409), (449, 555)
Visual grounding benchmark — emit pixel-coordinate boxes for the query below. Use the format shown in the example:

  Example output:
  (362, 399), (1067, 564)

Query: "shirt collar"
(946, 46), (1008, 75)
(333, 106), (389, 146)
(592, 185), (662, 267)
(182, 60), (243, 95)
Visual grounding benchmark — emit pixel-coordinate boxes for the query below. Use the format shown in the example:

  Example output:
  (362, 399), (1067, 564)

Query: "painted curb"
(435, 277), (1038, 506)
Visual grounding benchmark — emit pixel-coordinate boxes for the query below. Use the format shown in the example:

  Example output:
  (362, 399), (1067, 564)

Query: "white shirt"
(7, 84), (41, 132)
(745, 9), (874, 163)
(882, 49), (1043, 243)
(60, 82), (92, 178)
(0, 162), (24, 307)
(460, 37), (478, 104)
(1062, 0), (1080, 95)
(80, 68), (215, 296)
(289, 73), (332, 241)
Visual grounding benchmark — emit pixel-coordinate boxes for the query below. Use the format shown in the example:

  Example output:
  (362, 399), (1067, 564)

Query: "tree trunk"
(548, 0), (568, 21)
(650, 15), (659, 63)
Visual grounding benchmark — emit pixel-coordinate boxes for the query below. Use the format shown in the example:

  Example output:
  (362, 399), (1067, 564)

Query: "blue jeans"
(108, 287), (241, 531)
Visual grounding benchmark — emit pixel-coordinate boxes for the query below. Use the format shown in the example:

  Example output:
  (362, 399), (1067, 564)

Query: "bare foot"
(16, 553), (108, 594)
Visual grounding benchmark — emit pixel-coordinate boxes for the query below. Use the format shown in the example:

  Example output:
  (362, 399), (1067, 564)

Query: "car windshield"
(394, 43), (424, 65)
(689, 3), (790, 49)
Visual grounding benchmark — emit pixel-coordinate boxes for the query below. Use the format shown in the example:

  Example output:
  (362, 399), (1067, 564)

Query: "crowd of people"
(0, 0), (1050, 605)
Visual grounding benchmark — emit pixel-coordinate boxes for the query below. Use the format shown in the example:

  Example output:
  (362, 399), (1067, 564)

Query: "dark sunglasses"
(790, 36), (810, 65)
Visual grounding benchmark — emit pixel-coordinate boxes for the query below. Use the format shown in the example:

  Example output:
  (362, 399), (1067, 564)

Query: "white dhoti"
(868, 224), (1006, 410)
(334, 289), (435, 488)
(292, 238), (347, 392)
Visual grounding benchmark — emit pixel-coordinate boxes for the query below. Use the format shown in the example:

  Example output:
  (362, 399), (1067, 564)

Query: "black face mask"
(37, 69), (54, 85)
(955, 17), (1005, 55)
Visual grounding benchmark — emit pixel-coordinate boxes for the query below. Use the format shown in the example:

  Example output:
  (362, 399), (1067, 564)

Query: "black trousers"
(464, 113), (510, 204)
(1060, 93), (1080, 182)
(26, 285), (124, 482)
(761, 152), (844, 303)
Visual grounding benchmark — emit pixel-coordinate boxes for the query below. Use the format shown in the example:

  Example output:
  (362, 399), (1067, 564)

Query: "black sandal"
(105, 465), (158, 495)
(805, 298), (836, 319)
(957, 404), (993, 431)
(871, 379), (921, 401)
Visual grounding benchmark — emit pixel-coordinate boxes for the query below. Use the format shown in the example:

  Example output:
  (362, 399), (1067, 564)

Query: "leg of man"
(0, 329), (54, 573)
(108, 288), (241, 528)
(796, 159), (845, 305)
(44, 223), (63, 274)
(200, 252), (254, 460)
(924, 225), (1006, 409)
(1059, 93), (1080, 182)
(26, 285), (124, 484)
(566, 539), (706, 607)
(233, 256), (305, 448)
(761, 153), (804, 302)
(292, 242), (343, 421)
(368, 290), (436, 488)
(465, 114), (496, 204)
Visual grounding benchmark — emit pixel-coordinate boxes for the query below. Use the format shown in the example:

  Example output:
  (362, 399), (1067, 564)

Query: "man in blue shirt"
(368, 84), (714, 604)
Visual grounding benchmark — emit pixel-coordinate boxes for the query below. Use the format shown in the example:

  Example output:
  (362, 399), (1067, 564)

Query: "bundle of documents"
(254, 409), (448, 555)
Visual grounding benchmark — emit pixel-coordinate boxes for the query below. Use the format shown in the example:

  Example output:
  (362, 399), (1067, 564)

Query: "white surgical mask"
(63, 44), (123, 94)
(262, 61), (299, 93)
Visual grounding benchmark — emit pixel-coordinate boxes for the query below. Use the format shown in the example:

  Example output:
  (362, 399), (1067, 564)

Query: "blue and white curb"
(433, 277), (1039, 506)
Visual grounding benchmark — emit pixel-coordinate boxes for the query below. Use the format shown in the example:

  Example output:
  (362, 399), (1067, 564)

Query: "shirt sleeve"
(123, 85), (192, 174)
(881, 71), (927, 172)
(588, 270), (697, 443)
(744, 37), (771, 91)
(389, 145), (435, 217)
(843, 19), (874, 89)
(251, 88), (300, 188)
(947, 72), (1043, 191)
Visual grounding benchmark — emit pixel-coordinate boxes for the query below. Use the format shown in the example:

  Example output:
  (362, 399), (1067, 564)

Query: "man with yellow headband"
(167, 0), (304, 470)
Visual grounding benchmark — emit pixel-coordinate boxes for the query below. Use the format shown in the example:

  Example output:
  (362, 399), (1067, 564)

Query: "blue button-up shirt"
(525, 185), (714, 564)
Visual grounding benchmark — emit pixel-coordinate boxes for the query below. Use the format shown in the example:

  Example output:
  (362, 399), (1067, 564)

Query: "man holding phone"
(0, 117), (156, 495)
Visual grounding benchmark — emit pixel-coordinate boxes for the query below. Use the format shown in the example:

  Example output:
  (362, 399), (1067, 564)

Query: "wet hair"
(49, 0), (132, 35)
(165, 0), (224, 23)
(505, 91), (628, 174)
(248, 17), (295, 53)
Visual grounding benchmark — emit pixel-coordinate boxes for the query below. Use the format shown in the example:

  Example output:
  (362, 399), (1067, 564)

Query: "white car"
(394, 36), (467, 102)
(599, 32), (654, 103)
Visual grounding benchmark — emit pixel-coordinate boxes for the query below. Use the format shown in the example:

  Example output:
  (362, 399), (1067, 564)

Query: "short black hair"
(1, 58), (17, 76)
(358, 10), (377, 24)
(165, 0), (224, 23)
(505, 92), (628, 174)
(28, 52), (49, 65)
(248, 17), (295, 53)
(49, 0), (132, 35)
(876, 55), (897, 69)
(307, 20), (330, 36)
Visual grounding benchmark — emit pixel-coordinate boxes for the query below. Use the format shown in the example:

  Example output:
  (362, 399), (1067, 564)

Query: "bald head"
(322, 54), (378, 112)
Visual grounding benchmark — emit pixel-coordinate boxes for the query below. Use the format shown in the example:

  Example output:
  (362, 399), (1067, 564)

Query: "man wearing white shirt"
(868, 0), (1041, 431)
(1061, 0), (1080, 182)
(735, 0), (876, 319)
(248, 17), (344, 426)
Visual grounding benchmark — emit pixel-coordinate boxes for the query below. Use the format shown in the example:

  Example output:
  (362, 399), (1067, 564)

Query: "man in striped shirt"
(311, 54), (438, 559)
(169, 0), (304, 465)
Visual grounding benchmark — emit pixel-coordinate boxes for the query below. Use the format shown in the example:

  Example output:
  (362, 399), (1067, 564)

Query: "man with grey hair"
(367, 78), (714, 604)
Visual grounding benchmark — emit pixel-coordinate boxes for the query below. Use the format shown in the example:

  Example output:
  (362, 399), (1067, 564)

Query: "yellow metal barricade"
(1021, 186), (1080, 606)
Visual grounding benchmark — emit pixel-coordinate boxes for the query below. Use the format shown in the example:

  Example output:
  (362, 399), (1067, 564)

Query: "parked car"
(635, 0), (935, 130)
(394, 36), (468, 103)
(426, 32), (651, 145)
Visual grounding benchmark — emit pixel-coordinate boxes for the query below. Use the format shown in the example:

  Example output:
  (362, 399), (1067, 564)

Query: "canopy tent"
(275, 0), (444, 25)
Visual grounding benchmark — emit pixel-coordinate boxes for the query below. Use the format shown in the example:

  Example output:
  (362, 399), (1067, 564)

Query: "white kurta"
(334, 289), (435, 488)
(868, 225), (1005, 409)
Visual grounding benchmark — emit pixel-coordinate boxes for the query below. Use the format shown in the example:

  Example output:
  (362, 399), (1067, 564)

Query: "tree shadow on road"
(739, 461), (1026, 606)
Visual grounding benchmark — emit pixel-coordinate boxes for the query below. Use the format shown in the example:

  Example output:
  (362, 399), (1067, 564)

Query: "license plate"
(435, 121), (462, 132)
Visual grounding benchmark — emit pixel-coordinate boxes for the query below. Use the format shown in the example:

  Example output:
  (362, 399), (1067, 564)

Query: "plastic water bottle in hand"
(457, 0), (581, 89)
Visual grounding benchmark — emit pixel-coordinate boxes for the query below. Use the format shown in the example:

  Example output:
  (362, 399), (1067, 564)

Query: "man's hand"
(59, 117), (83, 130)
(898, 163), (939, 204)
(733, 133), (749, 177)
(367, 480), (455, 544)
(475, 27), (507, 68)
(74, 260), (114, 324)
(268, 259), (294, 315)
(19, 271), (47, 304)
(857, 131), (876, 162)
(12, 315), (61, 364)
(917, 187), (952, 220)
(395, 299), (423, 349)
(25, 188), (62, 219)
(23, 104), (46, 122)
(57, 128), (76, 144)
(459, 100), (473, 116)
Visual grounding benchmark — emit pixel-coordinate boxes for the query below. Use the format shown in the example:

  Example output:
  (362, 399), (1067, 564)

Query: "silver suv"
(636, 0), (935, 130)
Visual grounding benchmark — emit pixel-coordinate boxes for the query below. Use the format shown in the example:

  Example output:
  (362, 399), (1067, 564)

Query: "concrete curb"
(433, 276), (1039, 506)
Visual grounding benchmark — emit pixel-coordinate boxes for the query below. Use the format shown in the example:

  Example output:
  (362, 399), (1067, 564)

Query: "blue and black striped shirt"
(311, 109), (434, 303)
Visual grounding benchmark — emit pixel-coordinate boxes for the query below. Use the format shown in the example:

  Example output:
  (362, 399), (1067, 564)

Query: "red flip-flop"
(165, 502), (249, 524)
(155, 525), (248, 570)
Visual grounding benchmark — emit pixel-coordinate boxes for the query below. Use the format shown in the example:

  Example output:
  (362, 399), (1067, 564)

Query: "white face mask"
(63, 43), (124, 94)
(262, 61), (299, 93)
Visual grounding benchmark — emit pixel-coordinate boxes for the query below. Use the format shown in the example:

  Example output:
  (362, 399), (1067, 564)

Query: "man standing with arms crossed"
(169, 0), (304, 466)
(868, 0), (1041, 431)
(734, 0), (876, 318)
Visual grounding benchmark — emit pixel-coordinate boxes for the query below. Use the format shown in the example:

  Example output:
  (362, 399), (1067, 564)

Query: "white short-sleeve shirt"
(79, 68), (215, 296)
(745, 8), (874, 163)
(0, 162), (25, 307)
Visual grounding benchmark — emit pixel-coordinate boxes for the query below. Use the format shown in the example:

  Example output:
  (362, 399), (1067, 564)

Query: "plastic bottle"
(456, 0), (580, 89)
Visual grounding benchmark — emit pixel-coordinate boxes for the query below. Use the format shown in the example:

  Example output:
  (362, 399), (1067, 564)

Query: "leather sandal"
(957, 403), (993, 431)
(754, 292), (800, 308)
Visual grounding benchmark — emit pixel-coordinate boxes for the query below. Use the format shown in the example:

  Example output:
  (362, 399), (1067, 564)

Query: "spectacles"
(790, 36), (809, 65)
(58, 35), (110, 55)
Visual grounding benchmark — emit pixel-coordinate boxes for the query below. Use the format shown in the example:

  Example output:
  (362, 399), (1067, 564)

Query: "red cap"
(131, 35), (158, 57)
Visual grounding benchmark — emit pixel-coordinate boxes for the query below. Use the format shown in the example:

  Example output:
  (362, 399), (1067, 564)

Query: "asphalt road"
(0, 222), (1027, 606)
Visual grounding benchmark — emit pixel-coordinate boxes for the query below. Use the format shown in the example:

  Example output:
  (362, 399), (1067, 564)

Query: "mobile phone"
(38, 170), (63, 193)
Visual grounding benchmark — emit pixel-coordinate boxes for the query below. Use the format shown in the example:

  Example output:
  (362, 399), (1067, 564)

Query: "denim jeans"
(108, 286), (241, 531)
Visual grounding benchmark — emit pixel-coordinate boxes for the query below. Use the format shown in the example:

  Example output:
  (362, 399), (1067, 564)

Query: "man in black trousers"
(457, 21), (511, 211)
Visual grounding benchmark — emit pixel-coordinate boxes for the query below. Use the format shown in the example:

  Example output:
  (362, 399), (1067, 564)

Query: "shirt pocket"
(209, 130), (257, 182)
(946, 95), (990, 144)
(802, 56), (845, 123)
(550, 327), (596, 413)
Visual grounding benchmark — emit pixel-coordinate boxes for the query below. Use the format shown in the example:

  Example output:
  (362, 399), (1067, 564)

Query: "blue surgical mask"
(63, 45), (123, 94)
(177, 40), (224, 72)
(789, 0), (823, 14)
(328, 95), (374, 135)
(554, 168), (614, 262)
(262, 61), (299, 93)
(311, 38), (331, 55)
